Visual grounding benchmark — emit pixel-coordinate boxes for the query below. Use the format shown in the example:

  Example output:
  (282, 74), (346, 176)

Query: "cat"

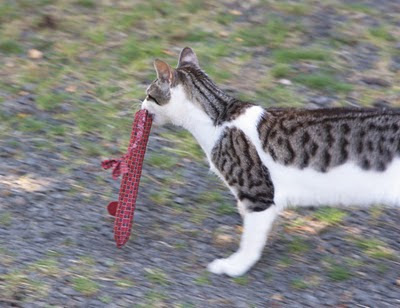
(141, 47), (400, 277)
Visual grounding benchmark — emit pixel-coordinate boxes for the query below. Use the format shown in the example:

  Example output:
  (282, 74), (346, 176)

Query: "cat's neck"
(169, 85), (220, 155)
(178, 68), (236, 126)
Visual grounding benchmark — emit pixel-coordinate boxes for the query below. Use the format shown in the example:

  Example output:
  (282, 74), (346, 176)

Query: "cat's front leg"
(208, 204), (278, 277)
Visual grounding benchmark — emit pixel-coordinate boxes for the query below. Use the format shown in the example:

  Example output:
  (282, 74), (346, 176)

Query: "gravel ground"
(1, 0), (400, 307)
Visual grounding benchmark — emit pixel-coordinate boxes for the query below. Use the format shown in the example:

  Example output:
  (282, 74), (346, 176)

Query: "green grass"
(341, 3), (374, 14)
(115, 278), (135, 288)
(75, 0), (95, 8)
(232, 275), (249, 285)
(277, 255), (293, 268)
(145, 268), (169, 286)
(237, 17), (289, 48)
(275, 2), (312, 15)
(369, 26), (394, 41)
(288, 237), (310, 255)
(161, 130), (204, 162)
(30, 258), (60, 276)
(118, 37), (164, 65)
(314, 207), (347, 226)
(1, 271), (48, 299)
(294, 73), (353, 93)
(149, 189), (172, 206)
(0, 39), (22, 54)
(353, 238), (397, 260)
(270, 63), (293, 78)
(273, 48), (330, 62)
(18, 117), (46, 133)
(291, 277), (308, 289)
(0, 212), (12, 226)
(194, 272), (211, 285)
(257, 85), (304, 107)
(216, 202), (236, 215)
(147, 153), (179, 169)
(72, 277), (99, 295)
(36, 92), (68, 111)
(327, 264), (351, 281)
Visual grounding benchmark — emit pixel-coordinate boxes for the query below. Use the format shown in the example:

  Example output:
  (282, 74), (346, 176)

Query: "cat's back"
(257, 107), (400, 172)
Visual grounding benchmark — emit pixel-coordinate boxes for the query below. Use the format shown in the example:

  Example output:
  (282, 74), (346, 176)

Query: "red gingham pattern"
(102, 109), (152, 248)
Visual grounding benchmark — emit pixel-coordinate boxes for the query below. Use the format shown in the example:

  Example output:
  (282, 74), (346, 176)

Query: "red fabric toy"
(102, 109), (152, 248)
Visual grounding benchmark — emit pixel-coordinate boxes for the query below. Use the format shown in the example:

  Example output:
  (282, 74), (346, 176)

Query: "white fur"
(143, 86), (400, 277)
(142, 85), (222, 160)
(207, 205), (278, 277)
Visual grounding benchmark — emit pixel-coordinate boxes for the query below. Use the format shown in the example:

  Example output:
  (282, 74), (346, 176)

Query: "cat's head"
(141, 47), (205, 126)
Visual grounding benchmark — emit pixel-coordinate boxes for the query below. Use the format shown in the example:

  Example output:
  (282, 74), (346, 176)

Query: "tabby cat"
(142, 47), (400, 277)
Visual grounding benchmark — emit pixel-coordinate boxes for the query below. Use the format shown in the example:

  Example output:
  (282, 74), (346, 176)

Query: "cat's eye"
(147, 95), (160, 105)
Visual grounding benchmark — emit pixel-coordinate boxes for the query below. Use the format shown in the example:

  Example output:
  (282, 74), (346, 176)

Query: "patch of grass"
(161, 130), (204, 162)
(232, 275), (249, 285)
(0, 271), (48, 299)
(194, 272), (211, 285)
(288, 237), (310, 255)
(18, 117), (46, 133)
(257, 85), (304, 107)
(327, 264), (351, 281)
(354, 238), (397, 260)
(115, 279), (134, 288)
(216, 12), (235, 25)
(48, 124), (67, 137)
(216, 202), (236, 215)
(277, 255), (293, 268)
(78, 255), (96, 266)
(314, 207), (347, 226)
(30, 258), (60, 276)
(342, 3), (374, 14)
(0, 3), (18, 24)
(369, 26), (394, 42)
(137, 291), (167, 308)
(145, 268), (169, 286)
(118, 37), (164, 65)
(149, 189), (172, 206)
(274, 48), (329, 63)
(72, 277), (99, 296)
(75, 0), (95, 8)
(0, 212), (12, 226)
(147, 153), (179, 169)
(345, 257), (364, 268)
(196, 191), (223, 204)
(99, 295), (112, 304)
(183, 0), (205, 13)
(275, 2), (312, 15)
(291, 277), (308, 289)
(270, 63), (293, 78)
(86, 29), (106, 45)
(81, 141), (105, 157)
(0, 39), (22, 54)
(36, 92), (68, 111)
(294, 73), (353, 93)
(237, 17), (289, 48)
(75, 107), (101, 134)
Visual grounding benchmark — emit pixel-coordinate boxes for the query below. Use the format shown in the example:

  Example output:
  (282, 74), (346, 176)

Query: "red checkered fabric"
(102, 109), (152, 248)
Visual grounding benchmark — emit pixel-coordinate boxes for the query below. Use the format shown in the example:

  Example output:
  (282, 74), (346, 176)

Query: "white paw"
(207, 256), (250, 277)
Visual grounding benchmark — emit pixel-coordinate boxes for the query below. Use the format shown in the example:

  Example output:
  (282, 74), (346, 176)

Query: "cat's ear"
(178, 47), (199, 68)
(154, 59), (174, 84)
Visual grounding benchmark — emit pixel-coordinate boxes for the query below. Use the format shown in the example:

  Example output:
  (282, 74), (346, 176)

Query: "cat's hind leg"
(208, 204), (278, 277)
